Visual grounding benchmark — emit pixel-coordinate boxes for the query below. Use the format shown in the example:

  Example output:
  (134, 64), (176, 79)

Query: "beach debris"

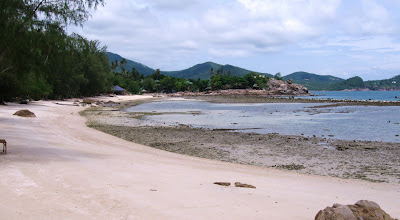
(213, 182), (231, 186)
(13, 109), (36, 117)
(234, 182), (256, 189)
(20, 99), (29, 104)
(315, 200), (396, 220)
(362, 146), (377, 151)
(336, 145), (349, 151)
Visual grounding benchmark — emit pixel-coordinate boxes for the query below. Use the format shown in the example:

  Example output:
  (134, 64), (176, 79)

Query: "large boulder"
(13, 109), (36, 117)
(315, 200), (397, 220)
(267, 78), (309, 95)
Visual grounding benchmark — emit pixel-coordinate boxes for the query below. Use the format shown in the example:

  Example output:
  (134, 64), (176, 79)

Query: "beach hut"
(113, 85), (127, 95)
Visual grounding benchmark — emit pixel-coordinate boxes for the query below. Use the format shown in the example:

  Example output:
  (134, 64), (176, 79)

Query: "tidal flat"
(82, 97), (400, 184)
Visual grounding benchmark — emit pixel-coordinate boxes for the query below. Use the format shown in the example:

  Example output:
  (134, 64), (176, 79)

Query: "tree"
(0, 0), (107, 101)
(151, 69), (164, 80)
(274, 72), (282, 80)
(0, 0), (104, 64)
(227, 69), (232, 77)
(143, 78), (157, 93)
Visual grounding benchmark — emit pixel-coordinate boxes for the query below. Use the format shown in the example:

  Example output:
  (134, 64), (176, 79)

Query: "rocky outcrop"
(267, 78), (309, 95)
(13, 109), (36, 117)
(315, 200), (397, 220)
(169, 78), (309, 97)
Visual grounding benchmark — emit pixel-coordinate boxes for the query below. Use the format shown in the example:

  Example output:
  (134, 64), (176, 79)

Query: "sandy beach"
(1, 95), (399, 219)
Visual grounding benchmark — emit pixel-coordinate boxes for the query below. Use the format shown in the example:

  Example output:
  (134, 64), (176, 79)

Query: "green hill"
(365, 75), (400, 90)
(107, 52), (155, 75)
(107, 52), (399, 91)
(283, 71), (344, 90)
(163, 62), (273, 80)
(329, 76), (365, 90)
(107, 52), (272, 80)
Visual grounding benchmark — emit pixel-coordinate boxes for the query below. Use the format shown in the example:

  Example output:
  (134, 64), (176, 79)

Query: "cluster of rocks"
(267, 78), (309, 95)
(315, 200), (397, 220)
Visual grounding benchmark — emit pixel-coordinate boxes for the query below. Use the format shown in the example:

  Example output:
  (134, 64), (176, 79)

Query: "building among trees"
(113, 85), (128, 95)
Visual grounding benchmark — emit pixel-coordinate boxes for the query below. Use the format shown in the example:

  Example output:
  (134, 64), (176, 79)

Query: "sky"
(68, 0), (400, 80)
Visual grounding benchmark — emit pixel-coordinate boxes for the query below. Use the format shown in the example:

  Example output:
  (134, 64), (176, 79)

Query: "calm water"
(306, 90), (400, 101)
(127, 99), (400, 142)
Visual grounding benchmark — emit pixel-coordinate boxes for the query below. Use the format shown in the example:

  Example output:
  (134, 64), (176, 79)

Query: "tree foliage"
(210, 71), (269, 90)
(0, 0), (111, 101)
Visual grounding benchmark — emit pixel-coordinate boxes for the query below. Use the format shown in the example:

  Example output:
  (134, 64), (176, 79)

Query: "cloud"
(68, 0), (400, 79)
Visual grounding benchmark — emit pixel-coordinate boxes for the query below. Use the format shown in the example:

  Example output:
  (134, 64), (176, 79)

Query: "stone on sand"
(234, 182), (256, 189)
(13, 109), (36, 117)
(213, 182), (231, 186)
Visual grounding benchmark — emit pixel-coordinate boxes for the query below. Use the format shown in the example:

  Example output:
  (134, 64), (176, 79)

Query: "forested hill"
(283, 72), (344, 90)
(107, 52), (155, 75)
(107, 52), (400, 91)
(107, 52), (272, 80)
(282, 71), (400, 91)
(163, 62), (273, 80)
(364, 75), (400, 90)
(313, 75), (400, 91)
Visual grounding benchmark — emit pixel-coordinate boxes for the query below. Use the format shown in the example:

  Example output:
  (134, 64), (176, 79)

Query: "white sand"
(0, 95), (399, 219)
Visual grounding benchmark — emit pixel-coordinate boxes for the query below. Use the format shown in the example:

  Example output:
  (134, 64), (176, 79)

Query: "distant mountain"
(303, 74), (400, 91)
(328, 76), (365, 90)
(107, 52), (399, 91)
(283, 71), (344, 90)
(107, 52), (155, 75)
(364, 75), (400, 90)
(163, 62), (273, 80)
(107, 52), (272, 80)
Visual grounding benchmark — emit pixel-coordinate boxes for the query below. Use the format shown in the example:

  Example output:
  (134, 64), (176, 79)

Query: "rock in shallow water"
(315, 200), (397, 220)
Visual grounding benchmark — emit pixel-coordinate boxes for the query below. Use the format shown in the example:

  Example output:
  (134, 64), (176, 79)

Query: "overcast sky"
(68, 0), (400, 80)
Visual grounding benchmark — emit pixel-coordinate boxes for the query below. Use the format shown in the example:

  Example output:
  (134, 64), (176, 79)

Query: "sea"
(306, 90), (400, 101)
(126, 91), (400, 143)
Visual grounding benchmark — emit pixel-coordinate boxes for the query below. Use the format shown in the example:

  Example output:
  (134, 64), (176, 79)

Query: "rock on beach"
(315, 200), (397, 220)
(13, 109), (36, 117)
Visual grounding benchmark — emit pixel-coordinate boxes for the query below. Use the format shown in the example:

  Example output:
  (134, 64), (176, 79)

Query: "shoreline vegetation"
(81, 95), (400, 184)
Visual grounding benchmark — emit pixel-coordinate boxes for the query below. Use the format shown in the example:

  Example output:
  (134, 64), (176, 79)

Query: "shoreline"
(82, 96), (400, 184)
(1, 95), (399, 219)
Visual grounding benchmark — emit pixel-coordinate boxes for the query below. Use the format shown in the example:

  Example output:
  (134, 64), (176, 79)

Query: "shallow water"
(127, 99), (400, 142)
(306, 90), (400, 101)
